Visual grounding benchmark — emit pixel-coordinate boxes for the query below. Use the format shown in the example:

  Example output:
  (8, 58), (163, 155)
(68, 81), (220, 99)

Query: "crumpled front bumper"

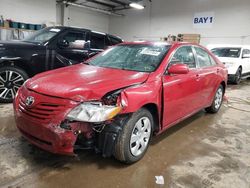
(16, 118), (77, 155)
(14, 86), (126, 157)
(13, 87), (82, 155)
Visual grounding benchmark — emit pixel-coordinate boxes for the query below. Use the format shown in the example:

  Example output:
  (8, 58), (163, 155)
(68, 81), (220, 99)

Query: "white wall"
(64, 6), (110, 33)
(0, 0), (56, 25)
(109, 0), (250, 46)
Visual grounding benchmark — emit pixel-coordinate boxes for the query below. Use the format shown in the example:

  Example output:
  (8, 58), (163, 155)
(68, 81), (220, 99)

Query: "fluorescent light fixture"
(129, 3), (144, 10)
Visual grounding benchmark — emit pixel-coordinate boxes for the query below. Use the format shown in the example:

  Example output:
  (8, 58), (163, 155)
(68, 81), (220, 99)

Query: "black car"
(0, 26), (123, 102)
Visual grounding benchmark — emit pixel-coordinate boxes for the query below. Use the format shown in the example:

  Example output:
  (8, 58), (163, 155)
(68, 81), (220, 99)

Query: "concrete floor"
(0, 81), (250, 188)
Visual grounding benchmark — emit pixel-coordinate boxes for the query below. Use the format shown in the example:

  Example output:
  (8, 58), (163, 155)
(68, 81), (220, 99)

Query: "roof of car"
(119, 41), (199, 46)
(45, 26), (123, 40)
(207, 44), (250, 49)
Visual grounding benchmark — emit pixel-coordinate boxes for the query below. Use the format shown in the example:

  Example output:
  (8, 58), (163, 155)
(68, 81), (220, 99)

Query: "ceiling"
(57, 0), (140, 12)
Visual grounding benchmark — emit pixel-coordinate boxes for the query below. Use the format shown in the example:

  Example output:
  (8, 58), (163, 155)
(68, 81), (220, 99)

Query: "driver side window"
(170, 46), (196, 68)
(62, 32), (86, 49)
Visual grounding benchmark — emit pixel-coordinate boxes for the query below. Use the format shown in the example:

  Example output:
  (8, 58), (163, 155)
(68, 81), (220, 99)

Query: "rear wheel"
(0, 66), (28, 103)
(205, 85), (224, 113)
(114, 108), (153, 164)
(232, 67), (242, 85)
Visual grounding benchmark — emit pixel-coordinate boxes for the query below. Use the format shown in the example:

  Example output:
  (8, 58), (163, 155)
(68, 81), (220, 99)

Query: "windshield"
(211, 48), (241, 58)
(23, 27), (61, 44)
(87, 44), (170, 72)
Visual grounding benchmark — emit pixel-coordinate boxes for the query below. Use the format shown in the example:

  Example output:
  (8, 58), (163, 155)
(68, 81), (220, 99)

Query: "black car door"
(51, 30), (89, 69)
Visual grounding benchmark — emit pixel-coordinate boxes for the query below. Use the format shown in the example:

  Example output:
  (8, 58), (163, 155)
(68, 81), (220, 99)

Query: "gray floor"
(1, 81), (250, 188)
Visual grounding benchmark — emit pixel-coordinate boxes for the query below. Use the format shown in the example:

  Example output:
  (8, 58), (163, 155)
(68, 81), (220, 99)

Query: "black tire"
(232, 67), (242, 85)
(205, 85), (224, 113)
(114, 108), (153, 164)
(0, 66), (29, 103)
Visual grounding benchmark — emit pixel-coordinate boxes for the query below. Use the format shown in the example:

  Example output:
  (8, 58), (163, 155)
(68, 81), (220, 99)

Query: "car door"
(241, 48), (250, 75)
(193, 46), (220, 107)
(52, 30), (89, 69)
(162, 46), (202, 128)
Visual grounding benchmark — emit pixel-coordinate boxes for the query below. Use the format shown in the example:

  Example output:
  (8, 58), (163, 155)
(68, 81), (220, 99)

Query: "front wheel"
(232, 67), (242, 85)
(205, 85), (224, 113)
(0, 66), (28, 103)
(114, 108), (153, 164)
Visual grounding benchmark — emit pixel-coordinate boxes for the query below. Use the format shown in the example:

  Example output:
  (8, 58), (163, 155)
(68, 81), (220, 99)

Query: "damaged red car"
(14, 42), (227, 163)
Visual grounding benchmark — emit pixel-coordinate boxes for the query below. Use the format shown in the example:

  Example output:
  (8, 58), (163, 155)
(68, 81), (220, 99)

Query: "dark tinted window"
(211, 48), (241, 58)
(90, 33), (105, 49)
(195, 47), (212, 67)
(62, 31), (86, 49)
(171, 46), (196, 68)
(109, 36), (122, 45)
(105, 36), (111, 47)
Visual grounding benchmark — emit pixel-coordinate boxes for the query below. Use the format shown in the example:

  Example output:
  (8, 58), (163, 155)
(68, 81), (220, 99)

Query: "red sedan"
(14, 42), (227, 163)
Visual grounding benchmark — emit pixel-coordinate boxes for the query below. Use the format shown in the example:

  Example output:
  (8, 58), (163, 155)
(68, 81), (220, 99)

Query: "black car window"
(90, 32), (105, 49)
(105, 36), (111, 47)
(211, 48), (241, 58)
(194, 47), (212, 68)
(109, 36), (122, 45)
(170, 46), (196, 68)
(62, 31), (86, 49)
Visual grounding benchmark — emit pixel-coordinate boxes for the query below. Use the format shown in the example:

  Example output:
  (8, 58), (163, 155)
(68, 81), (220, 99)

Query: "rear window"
(211, 48), (241, 58)
(90, 32), (105, 49)
(109, 36), (122, 45)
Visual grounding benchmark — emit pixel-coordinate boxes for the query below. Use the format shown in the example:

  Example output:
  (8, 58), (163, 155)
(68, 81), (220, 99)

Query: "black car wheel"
(205, 85), (224, 113)
(114, 108), (153, 164)
(0, 66), (28, 103)
(232, 67), (242, 85)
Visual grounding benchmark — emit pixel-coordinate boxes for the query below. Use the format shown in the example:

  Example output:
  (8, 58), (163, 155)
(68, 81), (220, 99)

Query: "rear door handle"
(196, 74), (200, 80)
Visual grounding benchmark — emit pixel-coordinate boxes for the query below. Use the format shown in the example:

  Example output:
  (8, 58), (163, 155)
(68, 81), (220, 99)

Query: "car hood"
(26, 64), (149, 101)
(216, 57), (240, 64)
(0, 40), (43, 50)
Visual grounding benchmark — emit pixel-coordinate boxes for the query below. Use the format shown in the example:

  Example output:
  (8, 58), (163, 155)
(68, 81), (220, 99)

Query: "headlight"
(66, 102), (122, 123)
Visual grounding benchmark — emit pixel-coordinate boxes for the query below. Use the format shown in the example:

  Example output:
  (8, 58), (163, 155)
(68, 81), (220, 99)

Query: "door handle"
(196, 74), (200, 80)
(217, 69), (220, 74)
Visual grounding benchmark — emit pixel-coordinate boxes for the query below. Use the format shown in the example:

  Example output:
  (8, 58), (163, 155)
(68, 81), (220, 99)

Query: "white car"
(208, 44), (250, 84)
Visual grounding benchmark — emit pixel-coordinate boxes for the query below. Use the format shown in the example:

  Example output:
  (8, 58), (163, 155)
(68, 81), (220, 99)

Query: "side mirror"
(242, 54), (250, 58)
(168, 63), (189, 74)
(57, 39), (69, 48)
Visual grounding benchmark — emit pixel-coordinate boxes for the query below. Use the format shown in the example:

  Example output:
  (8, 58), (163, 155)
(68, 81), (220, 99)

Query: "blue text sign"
(193, 12), (214, 28)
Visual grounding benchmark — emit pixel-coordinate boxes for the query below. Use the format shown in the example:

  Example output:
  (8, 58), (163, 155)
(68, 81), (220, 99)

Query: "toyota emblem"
(25, 96), (35, 107)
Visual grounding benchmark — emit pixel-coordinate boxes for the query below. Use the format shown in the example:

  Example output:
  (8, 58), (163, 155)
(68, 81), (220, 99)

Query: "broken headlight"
(66, 102), (122, 123)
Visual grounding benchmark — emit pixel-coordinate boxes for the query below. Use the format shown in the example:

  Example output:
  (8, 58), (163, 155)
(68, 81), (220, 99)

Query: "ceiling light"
(129, 3), (144, 10)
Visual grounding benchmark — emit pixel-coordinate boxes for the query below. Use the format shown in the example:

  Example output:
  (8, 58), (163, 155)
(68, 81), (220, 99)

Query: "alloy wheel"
(214, 87), (223, 110)
(130, 117), (151, 157)
(0, 70), (25, 100)
(235, 68), (242, 84)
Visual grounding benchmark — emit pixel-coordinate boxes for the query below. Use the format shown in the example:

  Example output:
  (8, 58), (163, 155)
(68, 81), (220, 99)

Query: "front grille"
(18, 97), (65, 123)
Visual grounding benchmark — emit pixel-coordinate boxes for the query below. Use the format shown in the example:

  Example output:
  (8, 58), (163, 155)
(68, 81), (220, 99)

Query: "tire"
(0, 66), (29, 103)
(205, 85), (224, 113)
(232, 67), (242, 85)
(114, 108), (153, 164)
